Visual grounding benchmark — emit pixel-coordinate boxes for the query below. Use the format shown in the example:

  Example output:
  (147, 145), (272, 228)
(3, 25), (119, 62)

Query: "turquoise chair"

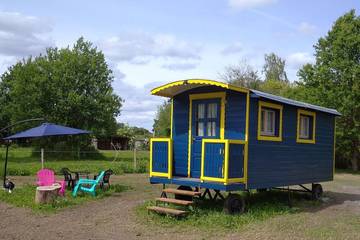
(72, 171), (105, 197)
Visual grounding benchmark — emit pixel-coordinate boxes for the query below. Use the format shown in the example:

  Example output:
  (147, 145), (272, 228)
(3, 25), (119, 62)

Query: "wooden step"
(147, 206), (188, 217)
(155, 197), (193, 206)
(163, 188), (201, 197)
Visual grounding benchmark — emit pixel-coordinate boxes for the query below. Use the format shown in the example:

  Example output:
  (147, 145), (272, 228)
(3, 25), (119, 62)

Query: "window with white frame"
(297, 109), (316, 143)
(260, 108), (276, 136)
(257, 101), (283, 141)
(299, 115), (310, 139)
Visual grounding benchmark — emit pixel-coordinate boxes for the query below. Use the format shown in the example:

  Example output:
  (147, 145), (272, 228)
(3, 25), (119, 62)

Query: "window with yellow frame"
(297, 109), (316, 144)
(257, 101), (283, 141)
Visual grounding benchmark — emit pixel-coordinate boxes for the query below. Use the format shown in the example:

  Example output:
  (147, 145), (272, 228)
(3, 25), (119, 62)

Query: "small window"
(299, 115), (310, 139)
(197, 122), (204, 136)
(207, 121), (216, 137)
(297, 110), (316, 144)
(207, 103), (217, 118)
(257, 101), (283, 141)
(260, 108), (276, 136)
(195, 103), (205, 136)
(197, 103), (205, 119)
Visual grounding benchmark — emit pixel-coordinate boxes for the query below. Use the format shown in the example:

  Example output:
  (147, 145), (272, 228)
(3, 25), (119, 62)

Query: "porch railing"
(201, 139), (247, 185)
(149, 138), (172, 179)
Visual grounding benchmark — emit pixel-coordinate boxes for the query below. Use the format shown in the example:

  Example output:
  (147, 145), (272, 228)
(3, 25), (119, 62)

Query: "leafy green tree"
(263, 53), (289, 82)
(298, 10), (360, 170)
(0, 37), (122, 137)
(220, 59), (262, 89)
(153, 101), (171, 137)
(259, 79), (292, 96)
(117, 123), (151, 138)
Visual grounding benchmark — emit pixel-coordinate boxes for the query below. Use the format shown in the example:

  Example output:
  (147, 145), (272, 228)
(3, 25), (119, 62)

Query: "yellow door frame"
(185, 90), (250, 188)
(187, 92), (226, 177)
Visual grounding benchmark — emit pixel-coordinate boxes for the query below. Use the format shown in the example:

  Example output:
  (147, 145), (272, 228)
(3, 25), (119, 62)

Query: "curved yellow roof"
(151, 79), (249, 97)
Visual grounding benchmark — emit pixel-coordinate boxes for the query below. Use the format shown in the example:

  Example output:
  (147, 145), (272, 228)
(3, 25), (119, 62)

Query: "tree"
(117, 123), (151, 138)
(153, 101), (171, 137)
(0, 37), (122, 137)
(220, 59), (262, 89)
(298, 10), (360, 170)
(263, 53), (289, 82)
(259, 79), (293, 96)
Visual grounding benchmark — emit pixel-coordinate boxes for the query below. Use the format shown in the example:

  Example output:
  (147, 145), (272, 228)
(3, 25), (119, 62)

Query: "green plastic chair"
(72, 171), (105, 197)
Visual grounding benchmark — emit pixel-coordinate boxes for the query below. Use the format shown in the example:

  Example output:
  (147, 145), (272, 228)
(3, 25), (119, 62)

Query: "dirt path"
(1, 174), (359, 240)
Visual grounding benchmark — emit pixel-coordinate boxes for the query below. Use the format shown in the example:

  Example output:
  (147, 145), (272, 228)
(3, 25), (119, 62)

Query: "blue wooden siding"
(172, 94), (189, 176)
(152, 141), (169, 173)
(228, 143), (244, 178)
(170, 85), (335, 189)
(203, 142), (225, 178)
(225, 91), (246, 140)
(247, 97), (335, 189)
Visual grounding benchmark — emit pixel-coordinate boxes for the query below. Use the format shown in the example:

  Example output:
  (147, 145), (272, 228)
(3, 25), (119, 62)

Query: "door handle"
(219, 148), (224, 156)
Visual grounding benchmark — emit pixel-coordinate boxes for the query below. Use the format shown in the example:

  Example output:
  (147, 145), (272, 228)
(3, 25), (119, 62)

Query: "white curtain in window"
(198, 104), (205, 119)
(197, 122), (204, 136)
(207, 121), (216, 137)
(261, 108), (276, 136)
(300, 115), (310, 138)
(207, 103), (217, 118)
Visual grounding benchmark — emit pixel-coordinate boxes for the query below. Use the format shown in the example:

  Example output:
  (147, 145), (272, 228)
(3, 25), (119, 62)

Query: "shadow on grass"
(300, 190), (360, 213)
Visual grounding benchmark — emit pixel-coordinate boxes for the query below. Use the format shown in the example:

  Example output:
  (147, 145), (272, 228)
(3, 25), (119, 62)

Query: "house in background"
(93, 136), (130, 150)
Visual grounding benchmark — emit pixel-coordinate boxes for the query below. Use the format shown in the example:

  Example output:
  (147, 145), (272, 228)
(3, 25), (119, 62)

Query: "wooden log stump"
(35, 184), (61, 204)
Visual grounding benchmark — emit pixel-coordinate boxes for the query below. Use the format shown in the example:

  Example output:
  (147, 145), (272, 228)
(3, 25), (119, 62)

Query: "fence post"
(133, 147), (137, 172)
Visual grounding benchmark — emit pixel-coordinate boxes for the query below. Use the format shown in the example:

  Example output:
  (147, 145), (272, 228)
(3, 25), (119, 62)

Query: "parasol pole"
(41, 148), (44, 169)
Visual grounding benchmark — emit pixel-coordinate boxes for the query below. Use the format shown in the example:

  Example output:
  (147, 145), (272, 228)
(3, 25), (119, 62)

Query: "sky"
(0, 0), (358, 130)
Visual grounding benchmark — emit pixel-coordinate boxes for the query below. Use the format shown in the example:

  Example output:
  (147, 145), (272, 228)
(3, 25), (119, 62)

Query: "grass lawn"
(0, 183), (131, 213)
(0, 147), (149, 176)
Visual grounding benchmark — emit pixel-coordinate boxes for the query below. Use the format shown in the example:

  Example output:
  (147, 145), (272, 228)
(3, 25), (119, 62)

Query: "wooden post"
(133, 147), (137, 171)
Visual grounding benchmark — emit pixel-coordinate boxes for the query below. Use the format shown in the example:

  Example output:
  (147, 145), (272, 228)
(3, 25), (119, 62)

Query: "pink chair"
(36, 169), (66, 196)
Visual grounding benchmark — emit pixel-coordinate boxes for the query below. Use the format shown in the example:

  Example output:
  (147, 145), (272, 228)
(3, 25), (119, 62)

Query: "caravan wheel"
(175, 185), (193, 201)
(224, 194), (245, 214)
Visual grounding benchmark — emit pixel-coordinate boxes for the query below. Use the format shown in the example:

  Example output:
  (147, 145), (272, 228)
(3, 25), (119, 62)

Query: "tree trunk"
(35, 185), (61, 204)
(351, 145), (359, 171)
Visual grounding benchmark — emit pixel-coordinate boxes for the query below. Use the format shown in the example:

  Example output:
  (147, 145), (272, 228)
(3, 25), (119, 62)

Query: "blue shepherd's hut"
(147, 79), (340, 215)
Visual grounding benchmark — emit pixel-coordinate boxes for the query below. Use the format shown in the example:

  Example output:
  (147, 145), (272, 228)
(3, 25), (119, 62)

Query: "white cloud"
(228, 0), (277, 10)
(287, 52), (315, 69)
(113, 77), (164, 130)
(99, 32), (202, 64)
(298, 22), (316, 35)
(221, 42), (243, 55)
(0, 11), (53, 57)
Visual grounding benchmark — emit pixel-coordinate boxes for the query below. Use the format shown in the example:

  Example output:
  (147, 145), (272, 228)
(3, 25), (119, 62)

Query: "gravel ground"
(0, 173), (359, 240)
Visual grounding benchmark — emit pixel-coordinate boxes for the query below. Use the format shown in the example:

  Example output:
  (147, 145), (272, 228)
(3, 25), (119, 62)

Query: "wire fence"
(0, 148), (150, 176)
